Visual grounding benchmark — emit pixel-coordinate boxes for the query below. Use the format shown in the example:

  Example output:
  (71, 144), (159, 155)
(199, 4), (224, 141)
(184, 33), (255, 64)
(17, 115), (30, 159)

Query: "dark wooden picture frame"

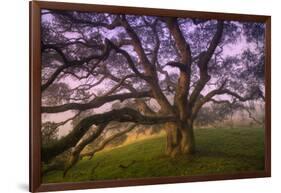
(30, 1), (271, 192)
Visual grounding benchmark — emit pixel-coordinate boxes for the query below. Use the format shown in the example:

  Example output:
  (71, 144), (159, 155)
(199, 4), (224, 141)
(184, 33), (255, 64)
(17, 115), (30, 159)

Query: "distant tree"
(195, 103), (235, 127)
(41, 122), (59, 146)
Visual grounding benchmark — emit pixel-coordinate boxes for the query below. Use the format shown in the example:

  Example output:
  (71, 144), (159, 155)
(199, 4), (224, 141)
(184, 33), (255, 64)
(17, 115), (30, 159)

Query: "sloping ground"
(43, 127), (265, 183)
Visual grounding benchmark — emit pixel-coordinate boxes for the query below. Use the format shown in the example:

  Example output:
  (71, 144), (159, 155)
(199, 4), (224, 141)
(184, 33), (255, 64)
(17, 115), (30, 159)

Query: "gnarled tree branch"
(189, 21), (224, 106)
(41, 42), (111, 91)
(41, 107), (176, 162)
(192, 84), (260, 120)
(63, 123), (137, 176)
(63, 123), (108, 176)
(42, 91), (152, 113)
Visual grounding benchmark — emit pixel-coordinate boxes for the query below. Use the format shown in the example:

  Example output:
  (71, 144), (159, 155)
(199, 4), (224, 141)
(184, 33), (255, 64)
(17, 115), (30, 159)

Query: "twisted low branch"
(42, 108), (176, 162)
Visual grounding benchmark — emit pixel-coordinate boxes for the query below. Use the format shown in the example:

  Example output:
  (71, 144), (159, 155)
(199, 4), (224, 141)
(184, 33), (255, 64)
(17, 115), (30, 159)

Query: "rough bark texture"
(165, 121), (195, 157)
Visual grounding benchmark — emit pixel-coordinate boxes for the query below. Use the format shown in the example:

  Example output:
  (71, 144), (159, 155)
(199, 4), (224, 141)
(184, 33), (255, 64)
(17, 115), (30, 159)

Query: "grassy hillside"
(43, 127), (265, 183)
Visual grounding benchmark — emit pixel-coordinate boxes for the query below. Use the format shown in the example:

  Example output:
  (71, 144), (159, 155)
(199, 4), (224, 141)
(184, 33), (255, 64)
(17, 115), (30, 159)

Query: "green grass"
(42, 127), (265, 183)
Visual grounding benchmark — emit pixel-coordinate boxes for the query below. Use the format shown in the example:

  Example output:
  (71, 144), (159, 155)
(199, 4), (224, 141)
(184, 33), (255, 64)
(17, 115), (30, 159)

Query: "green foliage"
(42, 127), (264, 183)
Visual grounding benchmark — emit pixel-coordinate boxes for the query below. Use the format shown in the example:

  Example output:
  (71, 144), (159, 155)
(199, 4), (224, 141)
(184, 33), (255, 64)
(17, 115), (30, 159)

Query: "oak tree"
(41, 10), (265, 163)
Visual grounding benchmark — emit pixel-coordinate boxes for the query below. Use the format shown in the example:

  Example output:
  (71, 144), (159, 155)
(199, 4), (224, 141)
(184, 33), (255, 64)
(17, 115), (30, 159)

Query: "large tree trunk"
(165, 121), (195, 157)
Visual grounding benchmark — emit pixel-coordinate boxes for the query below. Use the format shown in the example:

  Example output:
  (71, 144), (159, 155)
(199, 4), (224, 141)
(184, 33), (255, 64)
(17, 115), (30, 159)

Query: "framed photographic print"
(30, 1), (271, 192)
